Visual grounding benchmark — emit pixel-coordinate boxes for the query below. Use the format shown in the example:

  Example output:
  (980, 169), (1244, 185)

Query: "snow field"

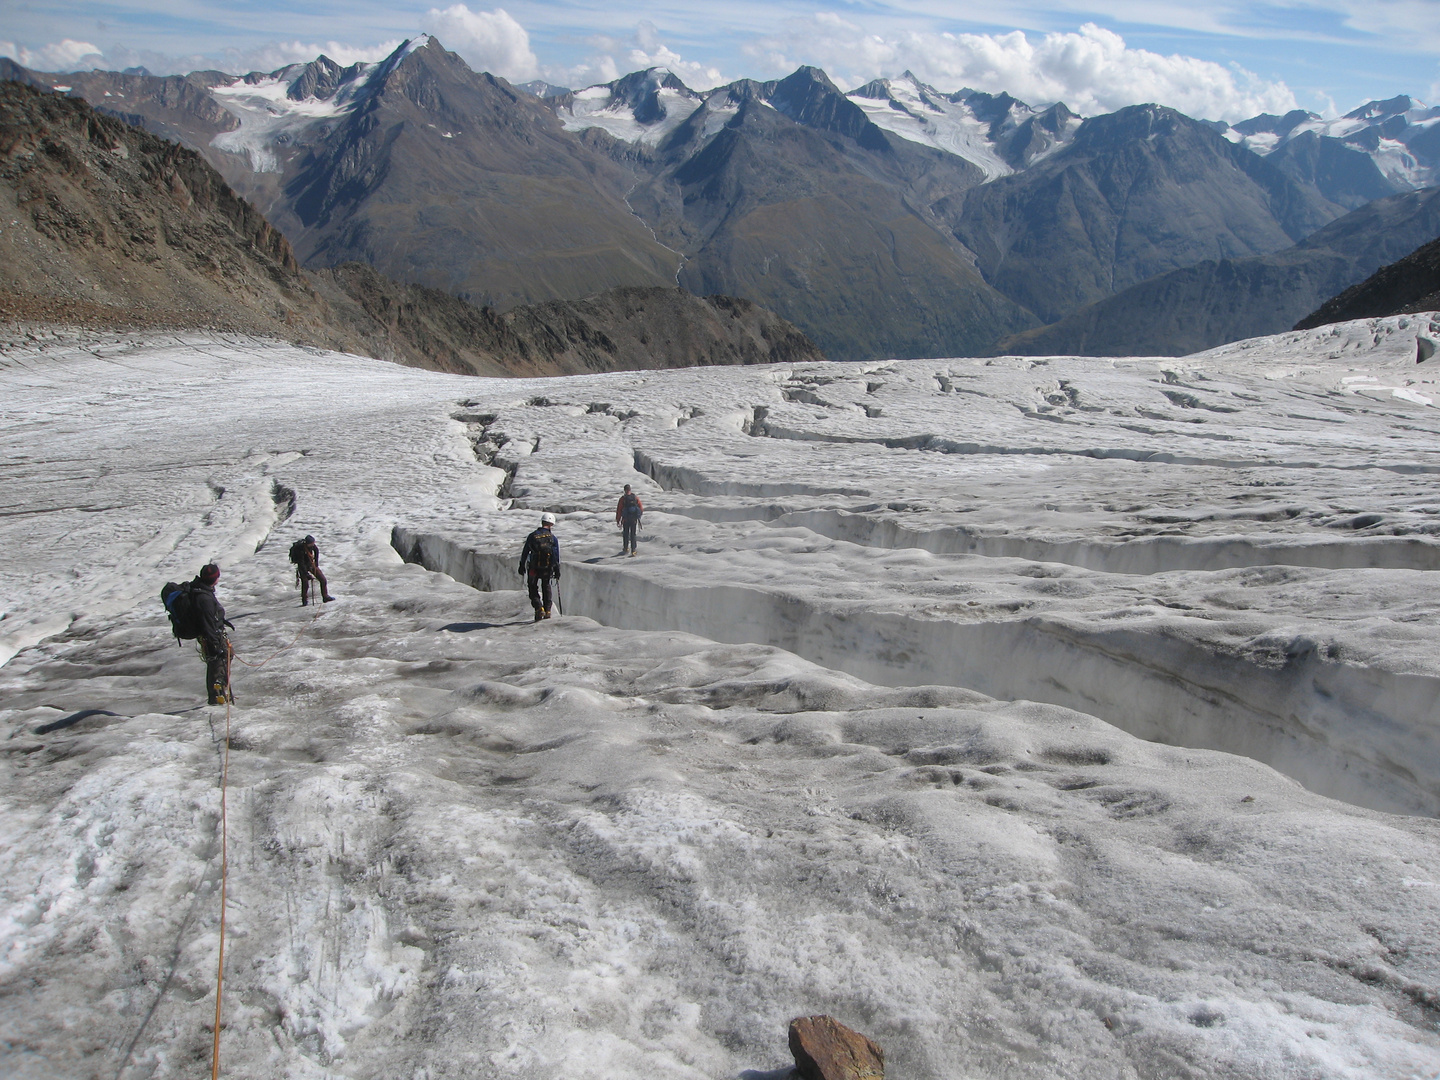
(2, 328), (1440, 1077)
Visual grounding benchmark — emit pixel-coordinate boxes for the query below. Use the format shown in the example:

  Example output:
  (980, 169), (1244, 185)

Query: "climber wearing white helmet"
(518, 512), (561, 620)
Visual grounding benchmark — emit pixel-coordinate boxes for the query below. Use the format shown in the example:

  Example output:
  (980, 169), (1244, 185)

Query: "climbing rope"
(231, 604), (323, 670)
(209, 601), (324, 1077)
(211, 697), (231, 1080)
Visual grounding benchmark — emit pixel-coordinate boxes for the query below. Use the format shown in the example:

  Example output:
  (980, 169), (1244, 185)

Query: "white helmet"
(540, 512), (556, 526)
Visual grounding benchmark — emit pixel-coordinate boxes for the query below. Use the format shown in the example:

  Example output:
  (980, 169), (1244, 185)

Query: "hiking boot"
(533, 607), (544, 622)
(628, 550), (637, 557)
(322, 594), (335, 602)
(542, 608), (553, 619)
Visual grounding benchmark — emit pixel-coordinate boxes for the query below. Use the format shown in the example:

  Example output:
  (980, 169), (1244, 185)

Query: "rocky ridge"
(1295, 232), (1440, 330)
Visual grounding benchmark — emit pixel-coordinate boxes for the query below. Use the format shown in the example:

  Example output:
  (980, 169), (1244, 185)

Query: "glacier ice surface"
(3, 322), (1440, 1078)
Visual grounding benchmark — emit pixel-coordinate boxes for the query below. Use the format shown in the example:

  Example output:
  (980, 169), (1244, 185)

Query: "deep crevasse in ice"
(3, 322), (1440, 1079)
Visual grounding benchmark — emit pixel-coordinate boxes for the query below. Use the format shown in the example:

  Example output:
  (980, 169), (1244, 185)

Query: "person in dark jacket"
(518, 512), (560, 621)
(616, 484), (643, 557)
(192, 563), (234, 705)
(292, 534), (334, 606)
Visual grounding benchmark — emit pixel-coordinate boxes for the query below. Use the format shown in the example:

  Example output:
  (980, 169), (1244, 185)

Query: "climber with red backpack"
(616, 484), (643, 557)
(518, 512), (561, 621)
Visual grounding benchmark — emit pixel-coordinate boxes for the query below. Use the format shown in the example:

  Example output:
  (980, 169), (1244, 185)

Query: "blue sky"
(3, 1), (1438, 120)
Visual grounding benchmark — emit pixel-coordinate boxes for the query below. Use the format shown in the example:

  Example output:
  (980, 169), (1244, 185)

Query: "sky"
(2, 1), (1438, 121)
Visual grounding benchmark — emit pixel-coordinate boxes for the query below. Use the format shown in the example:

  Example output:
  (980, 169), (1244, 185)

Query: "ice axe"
(553, 576), (563, 616)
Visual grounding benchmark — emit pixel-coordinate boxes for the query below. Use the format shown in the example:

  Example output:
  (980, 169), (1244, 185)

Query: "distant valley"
(4, 36), (1440, 360)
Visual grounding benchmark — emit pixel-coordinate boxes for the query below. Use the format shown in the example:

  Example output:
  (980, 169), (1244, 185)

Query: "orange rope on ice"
(211, 697), (231, 1080)
(210, 601), (321, 1076)
(231, 605), (322, 670)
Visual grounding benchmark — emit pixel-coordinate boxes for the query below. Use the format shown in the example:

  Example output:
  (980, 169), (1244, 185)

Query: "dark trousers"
(201, 636), (232, 705)
(300, 567), (330, 605)
(526, 572), (554, 614)
(621, 519), (638, 553)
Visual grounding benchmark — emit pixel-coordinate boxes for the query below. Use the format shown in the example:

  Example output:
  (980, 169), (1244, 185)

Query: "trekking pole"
(554, 576), (563, 616)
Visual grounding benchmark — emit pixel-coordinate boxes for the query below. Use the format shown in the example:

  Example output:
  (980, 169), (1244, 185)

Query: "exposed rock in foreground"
(0, 79), (824, 374)
(789, 1016), (885, 1080)
(1295, 232), (1440, 330)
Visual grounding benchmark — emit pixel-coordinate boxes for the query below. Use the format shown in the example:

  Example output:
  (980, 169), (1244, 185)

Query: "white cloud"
(625, 20), (726, 90)
(747, 19), (1299, 121)
(419, 5), (538, 81)
(553, 21), (728, 92)
(0, 39), (104, 72)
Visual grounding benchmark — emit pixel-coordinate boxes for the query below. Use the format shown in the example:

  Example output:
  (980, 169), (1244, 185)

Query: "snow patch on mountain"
(557, 68), (704, 146)
(210, 73), (360, 172)
(1222, 96), (1440, 191)
(847, 76), (1018, 181)
(207, 37), (434, 172)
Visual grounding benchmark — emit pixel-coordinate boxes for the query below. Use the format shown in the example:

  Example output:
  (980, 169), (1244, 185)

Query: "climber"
(616, 484), (644, 557)
(192, 563), (234, 705)
(518, 512), (561, 621)
(289, 534), (334, 606)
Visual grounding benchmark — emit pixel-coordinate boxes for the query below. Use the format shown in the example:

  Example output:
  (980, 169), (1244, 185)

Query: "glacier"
(3, 321), (1440, 1078)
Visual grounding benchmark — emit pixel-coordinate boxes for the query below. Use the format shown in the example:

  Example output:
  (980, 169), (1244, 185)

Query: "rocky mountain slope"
(569, 67), (1346, 354)
(274, 41), (683, 309)
(0, 45), (1369, 361)
(3, 46), (684, 311)
(1295, 232), (1440, 330)
(0, 80), (822, 375)
(0, 75), (320, 337)
(312, 264), (823, 375)
(995, 186), (1440, 356)
(944, 104), (1340, 324)
(609, 67), (1036, 361)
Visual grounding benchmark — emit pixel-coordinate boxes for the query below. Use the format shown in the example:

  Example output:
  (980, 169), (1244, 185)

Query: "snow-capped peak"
(557, 67), (704, 146)
(207, 42), (419, 173)
(843, 72), (1075, 181)
(1220, 95), (1440, 192)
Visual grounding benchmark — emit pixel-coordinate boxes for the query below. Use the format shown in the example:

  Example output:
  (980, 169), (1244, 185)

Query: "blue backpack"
(160, 581), (200, 644)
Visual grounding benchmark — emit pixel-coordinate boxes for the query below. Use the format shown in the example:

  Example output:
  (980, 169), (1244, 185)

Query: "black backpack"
(161, 581), (200, 643)
(288, 539), (308, 566)
(529, 530), (557, 573)
(621, 492), (642, 520)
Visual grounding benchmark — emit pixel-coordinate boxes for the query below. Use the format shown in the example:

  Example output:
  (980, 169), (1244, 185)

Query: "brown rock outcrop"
(788, 1015), (884, 1080)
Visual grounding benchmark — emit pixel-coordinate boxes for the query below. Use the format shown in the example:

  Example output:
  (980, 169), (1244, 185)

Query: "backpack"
(529, 530), (557, 573)
(620, 492), (642, 520)
(160, 581), (200, 643)
(288, 539), (308, 566)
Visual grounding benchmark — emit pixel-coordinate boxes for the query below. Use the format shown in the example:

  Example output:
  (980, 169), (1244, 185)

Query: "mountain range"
(996, 186), (1440, 356)
(0, 79), (820, 375)
(5, 39), (1440, 360)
